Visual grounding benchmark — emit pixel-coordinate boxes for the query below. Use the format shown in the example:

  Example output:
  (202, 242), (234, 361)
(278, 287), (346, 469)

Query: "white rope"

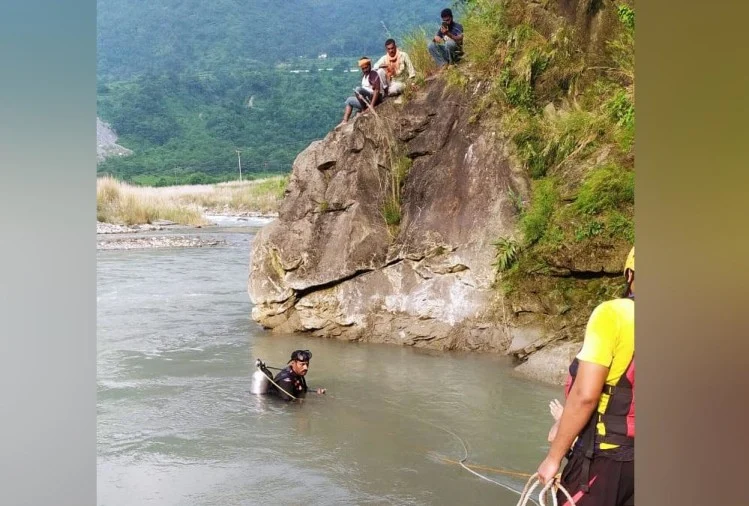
(420, 419), (538, 503)
(263, 372), (298, 401)
(516, 473), (576, 506)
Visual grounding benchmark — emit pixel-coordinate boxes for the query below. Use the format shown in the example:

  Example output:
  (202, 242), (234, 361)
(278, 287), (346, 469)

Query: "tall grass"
(520, 179), (558, 246)
(97, 176), (207, 225)
(97, 175), (288, 225)
(402, 26), (437, 80)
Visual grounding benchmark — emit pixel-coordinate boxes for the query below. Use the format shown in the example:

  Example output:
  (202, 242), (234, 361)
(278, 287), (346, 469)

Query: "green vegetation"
(97, 0), (440, 183)
(492, 236), (521, 272)
(382, 151), (413, 232)
(451, 0), (635, 306)
(575, 164), (634, 215)
(520, 179), (559, 246)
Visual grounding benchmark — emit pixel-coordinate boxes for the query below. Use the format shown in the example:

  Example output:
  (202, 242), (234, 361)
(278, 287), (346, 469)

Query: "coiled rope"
(516, 473), (576, 506)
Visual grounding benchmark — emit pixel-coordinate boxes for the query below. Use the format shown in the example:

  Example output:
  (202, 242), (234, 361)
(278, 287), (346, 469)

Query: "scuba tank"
(250, 358), (274, 395)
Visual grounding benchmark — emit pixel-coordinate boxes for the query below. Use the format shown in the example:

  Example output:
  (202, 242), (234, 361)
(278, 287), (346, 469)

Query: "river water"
(97, 217), (561, 505)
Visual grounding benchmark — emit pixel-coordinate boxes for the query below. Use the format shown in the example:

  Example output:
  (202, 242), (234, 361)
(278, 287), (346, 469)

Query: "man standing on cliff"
(427, 8), (464, 69)
(271, 349), (326, 401)
(537, 247), (635, 506)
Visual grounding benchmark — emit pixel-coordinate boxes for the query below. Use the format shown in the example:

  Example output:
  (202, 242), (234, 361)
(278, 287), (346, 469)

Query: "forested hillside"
(97, 0), (443, 184)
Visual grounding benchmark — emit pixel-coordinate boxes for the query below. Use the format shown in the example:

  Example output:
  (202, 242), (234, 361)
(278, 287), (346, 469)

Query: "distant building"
(318, 53), (327, 59)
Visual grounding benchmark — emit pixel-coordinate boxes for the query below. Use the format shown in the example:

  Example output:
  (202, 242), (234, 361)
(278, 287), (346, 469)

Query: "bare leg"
(340, 104), (353, 125)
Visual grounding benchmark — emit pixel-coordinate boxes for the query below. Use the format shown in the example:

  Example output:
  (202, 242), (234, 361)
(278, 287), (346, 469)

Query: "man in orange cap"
(339, 56), (387, 125)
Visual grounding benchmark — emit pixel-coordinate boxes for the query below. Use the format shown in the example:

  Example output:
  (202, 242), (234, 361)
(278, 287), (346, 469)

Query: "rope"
(437, 456), (534, 478)
(516, 473), (576, 506)
(263, 372), (298, 401)
(420, 419), (536, 501)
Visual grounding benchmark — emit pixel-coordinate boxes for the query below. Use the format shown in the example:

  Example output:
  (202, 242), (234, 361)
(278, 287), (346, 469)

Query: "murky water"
(97, 217), (561, 505)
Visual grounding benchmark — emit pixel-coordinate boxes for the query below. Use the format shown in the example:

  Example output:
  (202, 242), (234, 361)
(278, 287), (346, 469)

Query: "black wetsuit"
(271, 366), (308, 401)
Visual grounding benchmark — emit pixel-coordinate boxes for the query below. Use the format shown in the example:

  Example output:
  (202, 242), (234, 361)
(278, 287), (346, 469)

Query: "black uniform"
(271, 365), (308, 401)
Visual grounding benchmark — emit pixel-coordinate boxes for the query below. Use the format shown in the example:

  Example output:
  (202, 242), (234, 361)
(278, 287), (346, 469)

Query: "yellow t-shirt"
(576, 297), (634, 449)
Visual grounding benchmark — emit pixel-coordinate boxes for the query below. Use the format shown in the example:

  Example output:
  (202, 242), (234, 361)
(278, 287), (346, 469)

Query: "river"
(97, 216), (561, 505)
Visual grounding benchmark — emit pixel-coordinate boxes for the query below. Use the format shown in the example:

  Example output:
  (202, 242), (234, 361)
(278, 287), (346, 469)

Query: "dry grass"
(96, 176), (288, 225)
(402, 27), (437, 80)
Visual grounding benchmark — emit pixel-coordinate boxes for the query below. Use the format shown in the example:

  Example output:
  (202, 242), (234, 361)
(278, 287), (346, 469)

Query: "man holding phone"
(427, 8), (464, 69)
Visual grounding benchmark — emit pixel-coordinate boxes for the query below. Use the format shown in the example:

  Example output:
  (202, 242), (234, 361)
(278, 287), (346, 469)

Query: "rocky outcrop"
(249, 81), (526, 353)
(248, 0), (633, 385)
(97, 117), (132, 163)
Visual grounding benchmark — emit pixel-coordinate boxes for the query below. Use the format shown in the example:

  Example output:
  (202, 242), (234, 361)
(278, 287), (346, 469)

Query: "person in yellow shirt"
(538, 247), (635, 506)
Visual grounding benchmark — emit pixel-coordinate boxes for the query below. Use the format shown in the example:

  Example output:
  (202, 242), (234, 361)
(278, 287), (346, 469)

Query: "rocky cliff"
(250, 81), (526, 353)
(97, 117), (132, 163)
(248, 0), (634, 384)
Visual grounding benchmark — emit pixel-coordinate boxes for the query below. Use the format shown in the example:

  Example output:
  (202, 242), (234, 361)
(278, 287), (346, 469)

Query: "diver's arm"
(304, 377), (326, 394)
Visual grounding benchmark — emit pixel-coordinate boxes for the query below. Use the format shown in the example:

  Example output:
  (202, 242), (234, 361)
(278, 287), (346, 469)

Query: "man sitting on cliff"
(271, 349), (326, 401)
(374, 38), (416, 96)
(427, 8), (464, 70)
(338, 57), (387, 126)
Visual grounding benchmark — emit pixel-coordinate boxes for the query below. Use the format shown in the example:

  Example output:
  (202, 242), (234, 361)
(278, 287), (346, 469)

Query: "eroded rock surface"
(249, 81), (526, 352)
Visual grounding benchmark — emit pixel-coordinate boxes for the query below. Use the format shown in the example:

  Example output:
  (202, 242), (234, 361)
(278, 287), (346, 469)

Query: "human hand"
(537, 455), (561, 485)
(549, 399), (564, 421)
(316, 388), (326, 394)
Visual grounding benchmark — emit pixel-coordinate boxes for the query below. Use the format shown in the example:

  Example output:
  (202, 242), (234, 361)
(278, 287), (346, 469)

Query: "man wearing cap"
(271, 350), (326, 401)
(338, 56), (387, 126)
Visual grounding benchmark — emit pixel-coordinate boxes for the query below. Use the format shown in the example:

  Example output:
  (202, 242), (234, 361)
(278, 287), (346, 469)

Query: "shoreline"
(96, 211), (277, 250)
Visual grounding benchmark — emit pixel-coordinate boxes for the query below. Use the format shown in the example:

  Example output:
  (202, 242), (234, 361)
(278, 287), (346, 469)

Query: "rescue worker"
(537, 247), (635, 506)
(271, 349), (326, 401)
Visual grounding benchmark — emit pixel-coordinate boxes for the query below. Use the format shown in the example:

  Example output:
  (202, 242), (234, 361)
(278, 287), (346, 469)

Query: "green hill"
(96, 0), (445, 184)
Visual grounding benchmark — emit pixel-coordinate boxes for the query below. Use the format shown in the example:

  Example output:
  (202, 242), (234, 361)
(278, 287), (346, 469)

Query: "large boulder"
(249, 81), (527, 351)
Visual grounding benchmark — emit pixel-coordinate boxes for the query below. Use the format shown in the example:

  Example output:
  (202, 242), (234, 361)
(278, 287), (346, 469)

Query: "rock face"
(249, 81), (527, 353)
(97, 117), (132, 163)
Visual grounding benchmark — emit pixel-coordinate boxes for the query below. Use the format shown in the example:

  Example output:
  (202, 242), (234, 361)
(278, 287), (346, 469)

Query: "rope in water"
(259, 364), (574, 505)
(516, 473), (576, 506)
(437, 456), (534, 479)
(420, 419), (537, 501)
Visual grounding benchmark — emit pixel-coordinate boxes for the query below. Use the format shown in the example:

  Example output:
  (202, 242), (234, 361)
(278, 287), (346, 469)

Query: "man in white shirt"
(374, 38), (416, 96)
(338, 57), (386, 125)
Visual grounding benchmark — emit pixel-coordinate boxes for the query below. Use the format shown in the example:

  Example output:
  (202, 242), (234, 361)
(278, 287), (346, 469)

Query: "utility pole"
(236, 150), (243, 182)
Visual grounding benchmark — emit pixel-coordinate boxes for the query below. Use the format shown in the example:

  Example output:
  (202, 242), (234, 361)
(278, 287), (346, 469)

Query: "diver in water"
(271, 349), (326, 401)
